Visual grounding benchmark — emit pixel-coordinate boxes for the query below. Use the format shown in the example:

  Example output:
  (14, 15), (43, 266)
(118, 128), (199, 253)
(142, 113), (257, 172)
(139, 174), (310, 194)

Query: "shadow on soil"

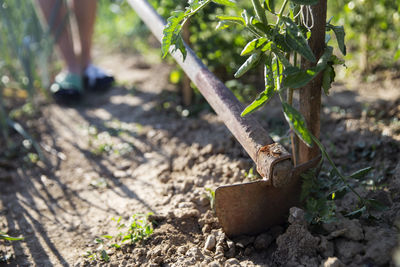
(1, 79), (399, 266)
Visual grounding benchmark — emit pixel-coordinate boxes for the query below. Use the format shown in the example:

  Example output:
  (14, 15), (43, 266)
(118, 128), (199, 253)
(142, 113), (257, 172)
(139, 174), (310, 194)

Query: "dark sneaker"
(50, 72), (83, 105)
(83, 64), (114, 92)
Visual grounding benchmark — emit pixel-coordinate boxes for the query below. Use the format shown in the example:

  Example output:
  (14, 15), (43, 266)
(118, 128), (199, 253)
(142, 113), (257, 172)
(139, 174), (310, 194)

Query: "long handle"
(127, 0), (293, 181)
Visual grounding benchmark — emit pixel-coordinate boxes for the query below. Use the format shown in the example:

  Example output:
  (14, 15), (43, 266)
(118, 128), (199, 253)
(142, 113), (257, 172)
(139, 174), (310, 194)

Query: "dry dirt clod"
(321, 257), (344, 267)
(288, 207), (307, 226)
(273, 223), (320, 265)
(334, 238), (363, 261)
(254, 233), (273, 251)
(224, 258), (240, 266)
(185, 246), (204, 261)
(173, 208), (200, 219)
(244, 246), (253, 256)
(318, 236), (334, 258)
(208, 260), (221, 267)
(363, 226), (398, 265)
(234, 235), (255, 247)
(205, 234), (217, 251)
(337, 219), (364, 241)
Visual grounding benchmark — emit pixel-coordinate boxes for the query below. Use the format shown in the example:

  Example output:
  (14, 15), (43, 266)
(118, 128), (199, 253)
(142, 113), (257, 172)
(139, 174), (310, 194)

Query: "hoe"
(128, 0), (323, 237)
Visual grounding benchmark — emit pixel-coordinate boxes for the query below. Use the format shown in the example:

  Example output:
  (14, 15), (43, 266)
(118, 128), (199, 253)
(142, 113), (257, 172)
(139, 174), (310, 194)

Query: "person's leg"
(72, 0), (97, 71)
(36, 0), (80, 74)
(73, 0), (114, 91)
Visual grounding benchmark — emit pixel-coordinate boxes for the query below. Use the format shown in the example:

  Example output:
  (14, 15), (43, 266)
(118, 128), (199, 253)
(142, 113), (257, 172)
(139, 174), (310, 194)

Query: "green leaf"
(162, 11), (185, 58)
(100, 250), (110, 262)
(282, 67), (317, 89)
(327, 24), (346, 55)
(282, 102), (313, 147)
(240, 38), (269, 56)
(314, 46), (333, 72)
(216, 15), (245, 25)
(0, 233), (24, 241)
(241, 61), (276, 117)
(322, 64), (335, 95)
(345, 206), (366, 218)
(290, 0), (319, 5)
(264, 55), (274, 86)
(273, 33), (292, 52)
(265, 0), (275, 13)
(349, 166), (373, 180)
(272, 56), (283, 88)
(251, 19), (273, 36)
(282, 17), (316, 62)
(234, 52), (262, 78)
(395, 49), (400, 60)
(282, 46), (333, 89)
(212, 0), (236, 7)
(241, 85), (275, 116)
(325, 33), (331, 44)
(251, 0), (268, 25)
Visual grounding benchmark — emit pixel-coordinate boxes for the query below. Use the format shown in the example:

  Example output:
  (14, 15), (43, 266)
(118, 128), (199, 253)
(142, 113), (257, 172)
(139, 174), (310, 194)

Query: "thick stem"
(298, 0), (327, 164)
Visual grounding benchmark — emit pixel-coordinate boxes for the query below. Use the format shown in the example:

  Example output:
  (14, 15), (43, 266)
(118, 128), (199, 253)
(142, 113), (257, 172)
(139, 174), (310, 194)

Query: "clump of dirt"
(1, 53), (399, 266)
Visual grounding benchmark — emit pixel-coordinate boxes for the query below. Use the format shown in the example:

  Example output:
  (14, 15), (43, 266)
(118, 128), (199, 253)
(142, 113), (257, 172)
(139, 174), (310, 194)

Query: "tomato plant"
(162, 0), (383, 221)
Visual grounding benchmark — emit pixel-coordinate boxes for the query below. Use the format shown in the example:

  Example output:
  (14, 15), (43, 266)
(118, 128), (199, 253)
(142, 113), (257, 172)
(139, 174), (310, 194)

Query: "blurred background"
(0, 0), (399, 159)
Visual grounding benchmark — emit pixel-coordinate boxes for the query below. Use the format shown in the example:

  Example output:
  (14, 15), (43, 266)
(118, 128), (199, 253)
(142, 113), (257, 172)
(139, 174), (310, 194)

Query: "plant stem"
(251, 0), (268, 25)
(311, 135), (364, 202)
(181, 0), (212, 28)
(277, 0), (290, 24)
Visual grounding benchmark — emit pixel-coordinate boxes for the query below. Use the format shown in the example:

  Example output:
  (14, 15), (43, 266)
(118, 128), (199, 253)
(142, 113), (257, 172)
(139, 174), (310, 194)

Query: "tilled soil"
(1, 53), (399, 267)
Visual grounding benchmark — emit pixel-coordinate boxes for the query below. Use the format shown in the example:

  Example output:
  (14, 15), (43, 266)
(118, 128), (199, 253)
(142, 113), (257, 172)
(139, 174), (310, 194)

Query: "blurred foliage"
(328, 0), (400, 73)
(97, 0), (399, 78)
(96, 0), (260, 102)
(96, 0), (158, 54)
(0, 0), (53, 160)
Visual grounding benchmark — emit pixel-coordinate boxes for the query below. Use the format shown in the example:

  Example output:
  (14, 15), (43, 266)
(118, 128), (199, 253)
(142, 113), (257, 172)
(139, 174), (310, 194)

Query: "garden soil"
(1, 52), (399, 267)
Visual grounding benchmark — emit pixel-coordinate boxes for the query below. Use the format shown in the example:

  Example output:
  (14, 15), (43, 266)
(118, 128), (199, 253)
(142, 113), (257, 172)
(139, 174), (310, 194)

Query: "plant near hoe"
(162, 0), (386, 223)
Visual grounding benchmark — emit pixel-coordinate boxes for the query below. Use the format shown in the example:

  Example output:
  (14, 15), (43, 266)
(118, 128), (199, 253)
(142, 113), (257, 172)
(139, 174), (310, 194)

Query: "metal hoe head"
(215, 156), (321, 237)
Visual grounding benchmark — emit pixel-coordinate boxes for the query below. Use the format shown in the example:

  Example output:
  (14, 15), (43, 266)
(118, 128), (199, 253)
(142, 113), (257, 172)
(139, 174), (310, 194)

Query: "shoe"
(83, 64), (114, 92)
(50, 72), (83, 105)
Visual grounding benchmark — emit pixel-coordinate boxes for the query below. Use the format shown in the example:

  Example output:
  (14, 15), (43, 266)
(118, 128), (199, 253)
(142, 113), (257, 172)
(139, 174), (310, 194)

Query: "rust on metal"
(215, 155), (321, 237)
(215, 177), (301, 237)
(256, 143), (292, 183)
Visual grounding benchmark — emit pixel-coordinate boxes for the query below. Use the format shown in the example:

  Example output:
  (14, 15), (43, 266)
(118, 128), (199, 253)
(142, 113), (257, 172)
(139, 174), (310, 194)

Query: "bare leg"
(36, 0), (80, 74)
(73, 0), (97, 71)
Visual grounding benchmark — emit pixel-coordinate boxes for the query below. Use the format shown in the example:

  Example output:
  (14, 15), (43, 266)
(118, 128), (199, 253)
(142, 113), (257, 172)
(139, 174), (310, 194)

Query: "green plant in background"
(0, 0), (56, 161)
(162, 0), (384, 220)
(328, 0), (400, 73)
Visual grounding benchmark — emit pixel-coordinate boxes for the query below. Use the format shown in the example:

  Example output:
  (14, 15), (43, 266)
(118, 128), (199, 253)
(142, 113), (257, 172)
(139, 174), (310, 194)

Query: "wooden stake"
(298, 0), (327, 164)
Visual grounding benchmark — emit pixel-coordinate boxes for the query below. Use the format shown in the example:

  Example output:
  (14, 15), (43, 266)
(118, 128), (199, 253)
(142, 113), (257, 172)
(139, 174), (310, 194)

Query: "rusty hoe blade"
(127, 0), (322, 237)
(215, 155), (321, 237)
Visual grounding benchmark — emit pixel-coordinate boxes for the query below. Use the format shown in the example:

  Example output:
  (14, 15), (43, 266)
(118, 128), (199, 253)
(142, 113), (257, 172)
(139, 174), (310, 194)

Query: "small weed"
(245, 167), (261, 181)
(0, 231), (23, 241)
(204, 188), (215, 210)
(90, 177), (108, 189)
(301, 164), (387, 224)
(83, 213), (154, 262)
(114, 213), (154, 245)
(87, 123), (135, 156)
